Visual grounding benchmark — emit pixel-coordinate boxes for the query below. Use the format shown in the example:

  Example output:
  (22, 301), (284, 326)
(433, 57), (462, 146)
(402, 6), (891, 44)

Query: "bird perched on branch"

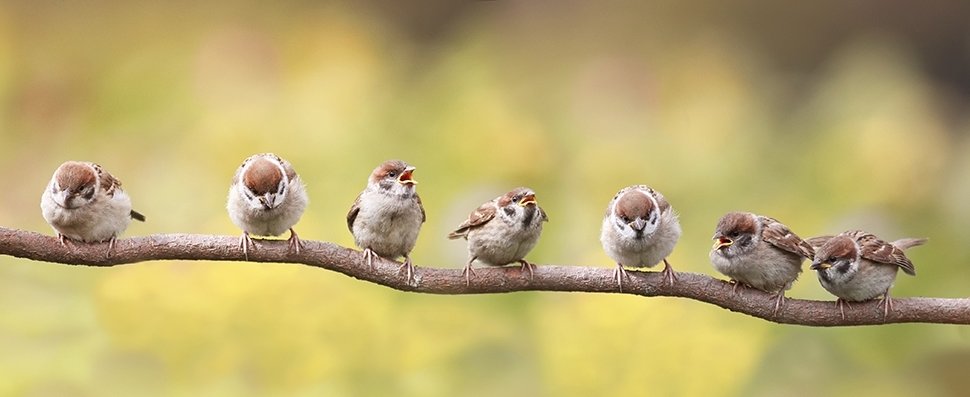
(710, 212), (814, 314)
(810, 230), (925, 319)
(448, 187), (547, 286)
(41, 161), (145, 253)
(227, 153), (308, 259)
(600, 185), (681, 291)
(347, 160), (425, 284)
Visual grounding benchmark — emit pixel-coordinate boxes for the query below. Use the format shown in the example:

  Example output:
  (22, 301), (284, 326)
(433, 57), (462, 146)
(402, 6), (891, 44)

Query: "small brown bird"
(810, 230), (925, 319)
(347, 160), (425, 284)
(600, 185), (681, 291)
(41, 161), (145, 252)
(448, 187), (547, 286)
(710, 212), (814, 314)
(227, 153), (308, 259)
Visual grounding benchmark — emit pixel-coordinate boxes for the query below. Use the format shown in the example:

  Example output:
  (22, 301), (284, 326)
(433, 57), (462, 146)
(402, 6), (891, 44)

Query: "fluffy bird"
(710, 212), (814, 314)
(41, 161), (145, 252)
(600, 185), (681, 291)
(810, 230), (925, 318)
(347, 160), (425, 283)
(227, 153), (308, 258)
(448, 187), (547, 286)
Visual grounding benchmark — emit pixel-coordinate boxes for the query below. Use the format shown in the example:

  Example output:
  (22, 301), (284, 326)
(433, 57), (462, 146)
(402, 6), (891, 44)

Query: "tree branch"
(0, 226), (966, 326)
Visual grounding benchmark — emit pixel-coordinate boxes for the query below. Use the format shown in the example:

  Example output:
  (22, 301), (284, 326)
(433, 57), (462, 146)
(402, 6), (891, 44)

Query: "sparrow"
(227, 153), (308, 259)
(448, 187), (548, 286)
(600, 185), (681, 291)
(347, 160), (425, 283)
(710, 211), (814, 314)
(41, 161), (146, 252)
(810, 230), (926, 318)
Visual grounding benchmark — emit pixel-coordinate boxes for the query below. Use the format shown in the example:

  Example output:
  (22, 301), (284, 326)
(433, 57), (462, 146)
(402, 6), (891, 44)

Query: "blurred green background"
(2, 1), (970, 396)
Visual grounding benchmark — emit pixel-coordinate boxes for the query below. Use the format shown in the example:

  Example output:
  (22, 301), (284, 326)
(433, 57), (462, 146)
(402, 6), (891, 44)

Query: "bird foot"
(398, 256), (416, 286)
(835, 298), (852, 320)
(769, 291), (786, 315)
(105, 235), (118, 257)
(880, 293), (894, 319)
(661, 259), (677, 287)
(613, 264), (628, 293)
(286, 228), (304, 255)
(238, 232), (257, 260)
(518, 260), (536, 281)
(362, 248), (377, 270)
(462, 259), (478, 287)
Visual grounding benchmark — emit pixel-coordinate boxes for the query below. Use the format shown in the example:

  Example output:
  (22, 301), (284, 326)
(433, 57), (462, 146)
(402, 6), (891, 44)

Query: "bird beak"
(519, 193), (537, 206)
(260, 194), (276, 210)
(712, 236), (733, 250)
(53, 191), (69, 208)
(810, 261), (831, 271)
(398, 167), (417, 185)
(630, 218), (647, 232)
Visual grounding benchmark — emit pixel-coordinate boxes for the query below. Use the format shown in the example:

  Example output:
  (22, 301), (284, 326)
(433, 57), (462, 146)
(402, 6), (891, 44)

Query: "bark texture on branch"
(0, 226), (966, 326)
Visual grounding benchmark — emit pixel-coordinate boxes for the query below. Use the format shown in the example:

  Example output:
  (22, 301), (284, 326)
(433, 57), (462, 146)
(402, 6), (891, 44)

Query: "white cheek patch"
(613, 216), (626, 231)
(609, 202), (628, 233)
(617, 225), (639, 239)
(276, 178), (287, 195)
(639, 189), (663, 236)
(503, 205), (520, 220)
(640, 220), (660, 236)
(54, 191), (68, 207)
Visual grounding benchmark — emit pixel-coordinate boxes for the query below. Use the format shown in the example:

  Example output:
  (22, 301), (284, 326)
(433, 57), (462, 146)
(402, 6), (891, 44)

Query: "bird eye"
(82, 188), (94, 200)
(387, 171), (397, 178)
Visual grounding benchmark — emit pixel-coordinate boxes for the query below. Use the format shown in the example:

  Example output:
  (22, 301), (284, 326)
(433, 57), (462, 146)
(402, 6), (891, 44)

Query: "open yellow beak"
(712, 236), (733, 250)
(398, 167), (417, 185)
(519, 193), (537, 206)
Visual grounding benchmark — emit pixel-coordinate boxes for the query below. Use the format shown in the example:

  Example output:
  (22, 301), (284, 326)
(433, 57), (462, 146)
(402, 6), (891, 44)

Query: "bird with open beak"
(709, 211), (814, 314)
(348, 160), (426, 284)
(448, 187), (548, 286)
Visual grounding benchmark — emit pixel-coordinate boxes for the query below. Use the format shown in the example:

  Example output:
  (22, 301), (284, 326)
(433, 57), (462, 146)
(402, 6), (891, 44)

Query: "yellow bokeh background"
(1, 2), (969, 396)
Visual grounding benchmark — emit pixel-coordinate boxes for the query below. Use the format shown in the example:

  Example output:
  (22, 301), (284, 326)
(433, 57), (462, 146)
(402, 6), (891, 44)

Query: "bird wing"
(416, 193), (427, 223)
(447, 201), (496, 239)
(90, 163), (145, 221)
(346, 193), (363, 233)
(805, 235), (834, 250)
(91, 163), (122, 197)
(760, 216), (815, 259)
(853, 231), (919, 276)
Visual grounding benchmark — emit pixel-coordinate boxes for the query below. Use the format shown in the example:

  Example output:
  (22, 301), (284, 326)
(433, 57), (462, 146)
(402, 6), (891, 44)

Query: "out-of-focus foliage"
(1, 1), (969, 396)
